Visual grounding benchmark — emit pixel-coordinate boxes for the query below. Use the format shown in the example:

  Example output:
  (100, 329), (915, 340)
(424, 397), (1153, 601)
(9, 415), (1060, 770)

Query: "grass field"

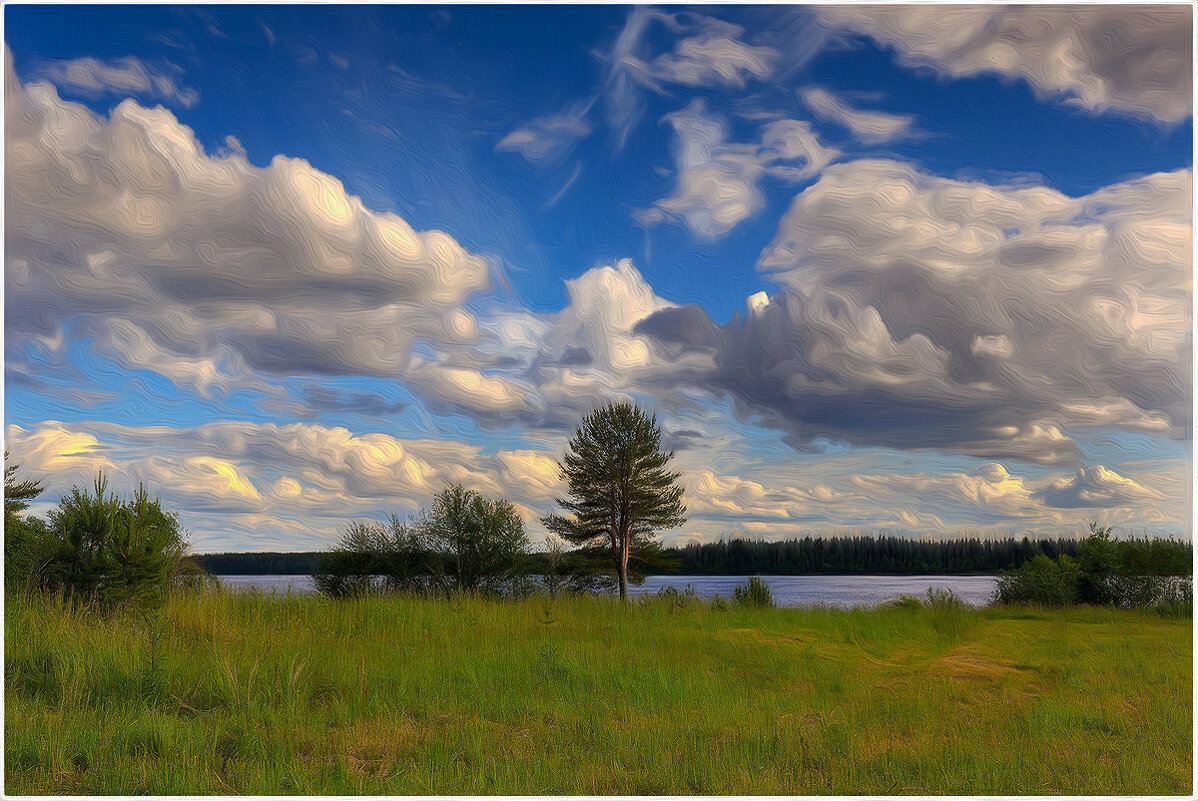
(5, 588), (1192, 795)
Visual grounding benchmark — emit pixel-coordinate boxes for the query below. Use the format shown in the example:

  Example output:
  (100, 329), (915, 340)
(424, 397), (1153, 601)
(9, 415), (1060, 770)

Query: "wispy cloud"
(600, 8), (780, 149)
(25, 54), (200, 108)
(497, 100), (593, 167)
(799, 86), (915, 144)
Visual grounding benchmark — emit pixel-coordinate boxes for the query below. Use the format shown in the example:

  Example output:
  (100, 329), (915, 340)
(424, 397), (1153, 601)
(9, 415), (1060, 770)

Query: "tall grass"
(6, 587), (1191, 795)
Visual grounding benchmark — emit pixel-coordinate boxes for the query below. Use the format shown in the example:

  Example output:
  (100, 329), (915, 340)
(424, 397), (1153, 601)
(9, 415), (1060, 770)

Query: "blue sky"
(5, 5), (1192, 551)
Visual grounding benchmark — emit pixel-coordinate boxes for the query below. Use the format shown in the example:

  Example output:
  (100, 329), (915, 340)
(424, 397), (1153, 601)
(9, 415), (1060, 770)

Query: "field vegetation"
(5, 586), (1191, 795)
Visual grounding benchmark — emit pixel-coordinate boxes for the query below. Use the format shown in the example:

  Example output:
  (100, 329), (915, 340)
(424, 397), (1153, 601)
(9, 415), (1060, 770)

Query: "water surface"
(218, 573), (999, 608)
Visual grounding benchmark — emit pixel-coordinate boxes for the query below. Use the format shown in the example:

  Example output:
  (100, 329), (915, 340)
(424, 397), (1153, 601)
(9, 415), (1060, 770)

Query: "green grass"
(5, 588), (1192, 795)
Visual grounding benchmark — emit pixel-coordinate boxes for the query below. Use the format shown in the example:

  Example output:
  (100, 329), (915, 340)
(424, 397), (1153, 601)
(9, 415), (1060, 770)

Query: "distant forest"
(190, 535), (1193, 577)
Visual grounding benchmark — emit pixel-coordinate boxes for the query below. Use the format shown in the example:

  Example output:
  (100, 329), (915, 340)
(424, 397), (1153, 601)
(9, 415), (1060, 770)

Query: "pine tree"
(543, 402), (686, 600)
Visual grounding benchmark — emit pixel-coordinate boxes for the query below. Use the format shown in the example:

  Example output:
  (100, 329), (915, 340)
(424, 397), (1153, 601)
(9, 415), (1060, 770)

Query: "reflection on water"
(217, 573), (999, 608)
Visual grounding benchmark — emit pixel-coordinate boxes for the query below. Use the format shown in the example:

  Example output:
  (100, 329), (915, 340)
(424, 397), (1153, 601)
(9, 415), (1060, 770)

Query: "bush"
(313, 518), (429, 598)
(420, 485), (531, 596)
(645, 583), (699, 610)
(25, 474), (190, 609)
(995, 524), (1192, 610)
(313, 485), (531, 599)
(995, 553), (1081, 606)
(732, 575), (774, 608)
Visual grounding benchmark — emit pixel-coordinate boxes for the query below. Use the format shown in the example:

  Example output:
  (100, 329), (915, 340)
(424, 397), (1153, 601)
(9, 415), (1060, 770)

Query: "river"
(216, 573), (1000, 608)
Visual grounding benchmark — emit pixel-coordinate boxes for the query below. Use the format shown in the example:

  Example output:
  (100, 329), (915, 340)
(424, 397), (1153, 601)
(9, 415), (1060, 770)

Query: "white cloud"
(5, 420), (571, 550)
(635, 100), (839, 238)
(5, 59), (490, 394)
(799, 86), (915, 144)
(1034, 465), (1164, 509)
(818, 6), (1192, 123)
(26, 54), (200, 108)
(631, 17), (779, 90)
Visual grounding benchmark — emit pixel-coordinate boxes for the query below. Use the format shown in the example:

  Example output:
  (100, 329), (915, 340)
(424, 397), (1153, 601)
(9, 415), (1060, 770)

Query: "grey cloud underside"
(637, 160), (1191, 464)
(818, 6), (1192, 123)
(1033, 466), (1165, 509)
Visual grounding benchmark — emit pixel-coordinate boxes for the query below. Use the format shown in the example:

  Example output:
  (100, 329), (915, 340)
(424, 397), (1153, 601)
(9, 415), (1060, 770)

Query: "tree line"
(668, 534), (1190, 576)
(190, 532), (1193, 578)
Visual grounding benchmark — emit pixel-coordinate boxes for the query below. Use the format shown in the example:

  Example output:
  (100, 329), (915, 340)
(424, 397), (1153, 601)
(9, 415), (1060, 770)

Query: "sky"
(4, 4), (1193, 552)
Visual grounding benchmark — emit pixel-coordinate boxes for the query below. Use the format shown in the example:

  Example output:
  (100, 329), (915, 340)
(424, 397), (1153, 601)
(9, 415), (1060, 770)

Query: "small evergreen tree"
(543, 402), (686, 600)
(40, 474), (189, 609)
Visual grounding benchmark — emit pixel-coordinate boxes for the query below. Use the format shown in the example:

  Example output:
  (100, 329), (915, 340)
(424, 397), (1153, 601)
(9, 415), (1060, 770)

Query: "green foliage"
(732, 575), (774, 608)
(671, 533), (1098, 575)
(18, 474), (190, 609)
(312, 518), (427, 598)
(996, 524), (1192, 611)
(543, 401), (686, 599)
(419, 484), (530, 596)
(4, 453), (47, 589)
(313, 485), (530, 599)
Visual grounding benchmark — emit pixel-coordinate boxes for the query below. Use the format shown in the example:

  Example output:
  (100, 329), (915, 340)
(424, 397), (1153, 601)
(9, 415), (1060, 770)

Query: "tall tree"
(543, 402), (686, 600)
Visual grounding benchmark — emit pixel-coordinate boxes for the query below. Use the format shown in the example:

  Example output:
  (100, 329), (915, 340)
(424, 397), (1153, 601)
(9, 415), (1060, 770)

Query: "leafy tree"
(313, 485), (530, 598)
(543, 402), (686, 600)
(420, 484), (530, 596)
(1076, 522), (1119, 604)
(312, 518), (427, 598)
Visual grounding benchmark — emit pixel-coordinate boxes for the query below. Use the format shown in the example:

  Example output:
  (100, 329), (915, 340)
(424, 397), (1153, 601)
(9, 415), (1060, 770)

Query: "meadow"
(5, 587), (1192, 795)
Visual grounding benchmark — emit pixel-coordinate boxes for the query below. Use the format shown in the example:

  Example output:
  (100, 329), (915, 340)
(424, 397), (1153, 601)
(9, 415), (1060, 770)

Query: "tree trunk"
(617, 552), (629, 601)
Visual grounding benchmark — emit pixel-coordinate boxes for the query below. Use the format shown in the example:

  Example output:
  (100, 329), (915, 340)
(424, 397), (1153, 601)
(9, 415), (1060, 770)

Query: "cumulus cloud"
(635, 100), (839, 238)
(1034, 465), (1164, 508)
(637, 159), (1191, 462)
(25, 54), (200, 108)
(5, 59), (490, 395)
(392, 259), (694, 430)
(817, 6), (1192, 123)
(496, 101), (593, 166)
(5, 420), (569, 550)
(799, 86), (915, 144)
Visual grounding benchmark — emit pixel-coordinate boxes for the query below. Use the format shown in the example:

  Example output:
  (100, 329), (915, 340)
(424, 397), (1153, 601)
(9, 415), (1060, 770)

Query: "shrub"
(995, 553), (1080, 606)
(313, 518), (428, 598)
(313, 485), (531, 599)
(646, 583), (699, 610)
(732, 575), (774, 608)
(995, 524), (1192, 610)
(29, 474), (190, 609)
